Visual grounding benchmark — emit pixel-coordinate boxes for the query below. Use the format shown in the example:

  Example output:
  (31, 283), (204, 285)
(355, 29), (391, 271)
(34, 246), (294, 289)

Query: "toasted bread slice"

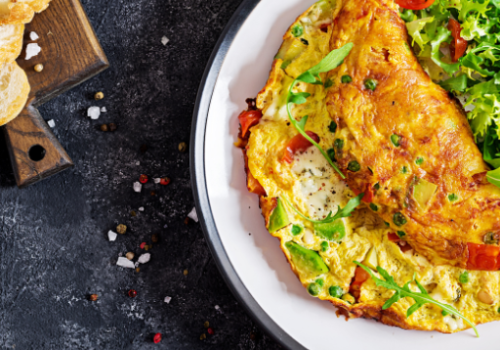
(0, 24), (24, 62)
(0, 61), (30, 125)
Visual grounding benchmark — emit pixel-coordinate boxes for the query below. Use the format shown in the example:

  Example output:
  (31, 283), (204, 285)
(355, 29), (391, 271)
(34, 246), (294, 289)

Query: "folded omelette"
(237, 0), (500, 334)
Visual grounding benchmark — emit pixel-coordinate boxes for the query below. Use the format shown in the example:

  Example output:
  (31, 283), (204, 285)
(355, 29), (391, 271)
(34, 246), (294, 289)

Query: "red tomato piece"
(467, 243), (500, 271)
(448, 19), (468, 62)
(395, 0), (435, 10)
(282, 131), (320, 164)
(388, 232), (400, 242)
(350, 266), (370, 299)
(362, 185), (374, 203)
(238, 109), (262, 138)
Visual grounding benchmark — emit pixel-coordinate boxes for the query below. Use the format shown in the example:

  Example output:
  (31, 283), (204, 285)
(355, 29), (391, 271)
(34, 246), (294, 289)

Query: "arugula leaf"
(286, 43), (354, 179)
(282, 193), (363, 225)
(353, 261), (479, 337)
(430, 27), (460, 75)
(487, 166), (500, 188)
(438, 74), (467, 92)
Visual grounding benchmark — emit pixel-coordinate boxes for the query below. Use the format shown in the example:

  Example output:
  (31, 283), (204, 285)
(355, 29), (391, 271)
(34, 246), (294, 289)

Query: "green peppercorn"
(291, 24), (303, 37)
(329, 286), (343, 298)
(291, 225), (303, 236)
(308, 283), (320, 296)
(369, 203), (378, 212)
(327, 148), (336, 161)
(341, 75), (352, 83)
(347, 161), (361, 172)
(393, 212), (407, 226)
(334, 138), (344, 150)
(329, 121), (337, 133)
(459, 271), (469, 284)
(364, 78), (378, 91)
(391, 134), (401, 147)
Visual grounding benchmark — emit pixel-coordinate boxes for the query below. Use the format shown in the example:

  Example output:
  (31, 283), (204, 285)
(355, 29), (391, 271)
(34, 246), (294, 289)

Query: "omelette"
(237, 0), (500, 334)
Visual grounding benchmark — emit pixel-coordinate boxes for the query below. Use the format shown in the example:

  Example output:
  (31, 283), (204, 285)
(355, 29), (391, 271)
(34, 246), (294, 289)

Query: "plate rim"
(189, 1), (306, 349)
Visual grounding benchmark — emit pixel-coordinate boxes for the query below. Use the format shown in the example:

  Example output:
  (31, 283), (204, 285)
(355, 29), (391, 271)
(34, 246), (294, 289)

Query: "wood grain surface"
(3, 0), (108, 188)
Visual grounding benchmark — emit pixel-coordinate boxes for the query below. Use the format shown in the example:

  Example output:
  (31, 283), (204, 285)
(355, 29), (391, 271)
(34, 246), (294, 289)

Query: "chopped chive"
(327, 148), (336, 161)
(341, 75), (352, 83)
(334, 138), (344, 150)
(448, 193), (458, 202)
(384, 221), (390, 227)
(415, 157), (424, 166)
(364, 79), (378, 91)
(291, 24), (303, 37)
(347, 161), (360, 172)
(401, 166), (408, 174)
(369, 203), (378, 211)
(300, 38), (309, 45)
(393, 212), (407, 226)
(396, 230), (406, 238)
(324, 78), (334, 89)
(374, 183), (380, 190)
(329, 121), (337, 133)
(391, 134), (401, 147)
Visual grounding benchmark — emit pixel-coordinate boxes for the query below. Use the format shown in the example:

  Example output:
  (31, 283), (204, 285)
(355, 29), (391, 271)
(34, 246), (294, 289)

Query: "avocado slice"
(313, 220), (346, 241)
(413, 178), (438, 209)
(285, 241), (329, 278)
(268, 198), (290, 233)
(362, 247), (378, 271)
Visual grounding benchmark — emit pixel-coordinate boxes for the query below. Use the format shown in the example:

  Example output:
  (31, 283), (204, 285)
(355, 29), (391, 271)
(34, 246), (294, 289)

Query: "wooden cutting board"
(3, 0), (108, 188)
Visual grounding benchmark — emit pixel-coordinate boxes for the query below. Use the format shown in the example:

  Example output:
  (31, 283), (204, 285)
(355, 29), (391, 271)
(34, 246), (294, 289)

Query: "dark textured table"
(0, 0), (281, 348)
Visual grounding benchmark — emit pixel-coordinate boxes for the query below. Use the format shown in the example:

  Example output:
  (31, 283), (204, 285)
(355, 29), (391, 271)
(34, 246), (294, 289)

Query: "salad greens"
(401, 0), (500, 188)
(354, 261), (479, 337)
(286, 43), (354, 179)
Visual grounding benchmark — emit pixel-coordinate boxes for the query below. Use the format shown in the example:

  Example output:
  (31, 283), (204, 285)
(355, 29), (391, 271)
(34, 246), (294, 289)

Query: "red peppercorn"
(139, 174), (148, 184)
(128, 289), (137, 298)
(160, 177), (170, 186)
(140, 242), (146, 249)
(153, 333), (162, 344)
(207, 327), (214, 335)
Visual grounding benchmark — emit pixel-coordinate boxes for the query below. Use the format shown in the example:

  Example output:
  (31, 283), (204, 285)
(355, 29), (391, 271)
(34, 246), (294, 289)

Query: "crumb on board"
(161, 36), (169, 45)
(108, 230), (117, 241)
(87, 106), (101, 120)
(30, 31), (39, 40)
(116, 257), (135, 269)
(25, 43), (41, 60)
(47, 119), (55, 128)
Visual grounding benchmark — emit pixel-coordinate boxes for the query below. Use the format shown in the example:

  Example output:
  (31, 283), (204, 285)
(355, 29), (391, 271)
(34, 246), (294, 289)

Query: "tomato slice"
(467, 243), (500, 271)
(395, 0), (435, 10)
(362, 185), (374, 203)
(282, 131), (320, 163)
(388, 232), (400, 242)
(350, 266), (370, 299)
(448, 19), (468, 62)
(238, 109), (262, 138)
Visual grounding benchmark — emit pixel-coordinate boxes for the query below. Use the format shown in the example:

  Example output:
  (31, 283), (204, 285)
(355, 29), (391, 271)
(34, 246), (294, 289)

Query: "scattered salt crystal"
(47, 119), (55, 128)
(215, 305), (220, 310)
(25, 43), (41, 60)
(87, 106), (101, 120)
(164, 296), (172, 304)
(30, 31), (39, 40)
(116, 257), (135, 268)
(154, 178), (161, 184)
(161, 36), (169, 45)
(133, 182), (142, 193)
(138, 253), (151, 264)
(108, 230), (118, 241)
(187, 207), (198, 222)
(101, 107), (107, 112)
(163, 224), (168, 228)
(136, 161), (140, 166)
(138, 207), (144, 212)
(135, 261), (140, 268)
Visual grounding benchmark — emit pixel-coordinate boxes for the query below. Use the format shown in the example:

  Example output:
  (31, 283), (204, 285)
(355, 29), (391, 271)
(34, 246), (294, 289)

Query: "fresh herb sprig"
(282, 193), (363, 224)
(286, 43), (354, 179)
(354, 261), (479, 337)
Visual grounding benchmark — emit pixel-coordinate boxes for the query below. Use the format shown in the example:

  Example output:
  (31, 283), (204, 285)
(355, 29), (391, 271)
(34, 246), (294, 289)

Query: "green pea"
(308, 283), (320, 296)
(329, 121), (337, 133)
(327, 148), (336, 161)
(324, 78), (333, 89)
(459, 271), (469, 284)
(401, 166), (408, 174)
(415, 157), (424, 166)
(364, 79), (378, 91)
(291, 225), (303, 236)
(369, 203), (378, 212)
(334, 138), (344, 150)
(393, 212), (407, 226)
(341, 75), (352, 83)
(390, 134), (401, 147)
(347, 161), (361, 172)
(448, 193), (458, 202)
(396, 231), (406, 238)
(291, 24), (303, 37)
(316, 278), (324, 287)
(320, 241), (329, 252)
(329, 286), (343, 298)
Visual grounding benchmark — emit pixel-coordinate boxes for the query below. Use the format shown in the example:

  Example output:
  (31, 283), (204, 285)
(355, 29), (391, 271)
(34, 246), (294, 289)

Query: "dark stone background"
(0, 0), (282, 348)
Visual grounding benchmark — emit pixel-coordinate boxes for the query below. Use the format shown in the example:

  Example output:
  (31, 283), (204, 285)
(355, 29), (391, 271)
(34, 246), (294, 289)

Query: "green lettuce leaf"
(406, 17), (435, 50)
(439, 74), (467, 92)
(430, 27), (460, 74)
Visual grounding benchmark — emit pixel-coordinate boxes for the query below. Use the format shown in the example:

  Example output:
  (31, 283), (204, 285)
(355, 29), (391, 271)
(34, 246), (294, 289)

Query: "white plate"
(190, 0), (497, 348)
